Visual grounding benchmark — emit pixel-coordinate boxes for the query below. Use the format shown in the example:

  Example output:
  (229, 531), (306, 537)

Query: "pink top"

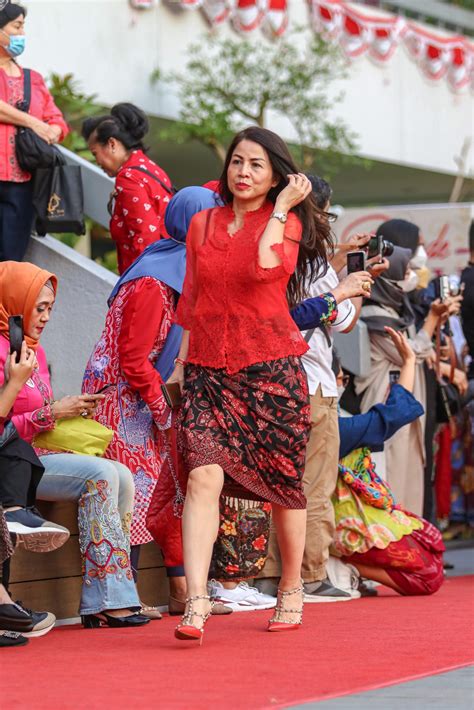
(0, 67), (69, 183)
(0, 336), (55, 444)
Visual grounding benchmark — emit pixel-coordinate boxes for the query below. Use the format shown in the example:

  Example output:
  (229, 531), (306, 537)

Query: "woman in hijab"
(354, 246), (442, 515)
(0, 261), (146, 630)
(82, 189), (221, 616)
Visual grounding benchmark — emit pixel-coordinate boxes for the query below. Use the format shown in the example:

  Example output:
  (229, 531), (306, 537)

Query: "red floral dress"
(110, 150), (173, 274)
(83, 277), (175, 545)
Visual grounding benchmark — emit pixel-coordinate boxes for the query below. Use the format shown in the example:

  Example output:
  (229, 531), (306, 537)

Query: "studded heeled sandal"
(174, 594), (214, 645)
(267, 582), (304, 632)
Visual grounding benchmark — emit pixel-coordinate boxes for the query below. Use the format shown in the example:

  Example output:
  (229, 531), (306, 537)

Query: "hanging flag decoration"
(134, 0), (473, 90)
(129, 0), (158, 8)
(308, 0), (474, 91)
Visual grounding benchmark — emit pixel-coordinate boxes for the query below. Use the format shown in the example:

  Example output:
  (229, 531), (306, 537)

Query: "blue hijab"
(108, 186), (221, 380)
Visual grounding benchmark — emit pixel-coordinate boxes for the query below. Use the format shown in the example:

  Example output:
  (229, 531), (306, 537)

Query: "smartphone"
(161, 382), (182, 408)
(389, 370), (401, 386)
(434, 275), (450, 302)
(8, 315), (24, 361)
(347, 250), (366, 274)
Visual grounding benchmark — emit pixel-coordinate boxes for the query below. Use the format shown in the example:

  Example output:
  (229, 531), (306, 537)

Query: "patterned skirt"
(178, 356), (310, 509)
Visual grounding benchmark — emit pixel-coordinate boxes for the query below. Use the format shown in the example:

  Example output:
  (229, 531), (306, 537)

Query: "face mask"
(337, 385), (346, 400)
(410, 245), (428, 270)
(397, 269), (419, 293)
(1, 31), (25, 58)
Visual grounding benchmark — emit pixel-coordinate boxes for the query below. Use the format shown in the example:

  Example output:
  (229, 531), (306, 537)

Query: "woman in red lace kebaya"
(82, 103), (173, 274)
(168, 126), (342, 643)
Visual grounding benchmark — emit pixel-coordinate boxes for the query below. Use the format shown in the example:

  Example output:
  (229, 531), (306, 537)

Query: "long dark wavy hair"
(218, 126), (333, 307)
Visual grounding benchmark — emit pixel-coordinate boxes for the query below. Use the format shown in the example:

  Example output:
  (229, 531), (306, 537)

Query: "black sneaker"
(13, 601), (55, 638)
(5, 507), (69, 553)
(303, 579), (352, 603)
(0, 602), (35, 632)
(0, 630), (29, 647)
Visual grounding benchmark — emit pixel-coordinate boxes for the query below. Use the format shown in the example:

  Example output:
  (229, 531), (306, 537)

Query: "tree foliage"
(153, 30), (358, 174)
(47, 73), (102, 155)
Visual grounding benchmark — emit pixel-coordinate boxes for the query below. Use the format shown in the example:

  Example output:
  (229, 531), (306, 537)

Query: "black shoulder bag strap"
(127, 165), (177, 196)
(21, 68), (31, 112)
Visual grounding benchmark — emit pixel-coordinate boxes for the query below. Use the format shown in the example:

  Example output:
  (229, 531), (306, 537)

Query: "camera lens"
(382, 240), (394, 257)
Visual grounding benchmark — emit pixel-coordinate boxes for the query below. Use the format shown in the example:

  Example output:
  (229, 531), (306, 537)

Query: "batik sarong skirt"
(178, 356), (310, 509)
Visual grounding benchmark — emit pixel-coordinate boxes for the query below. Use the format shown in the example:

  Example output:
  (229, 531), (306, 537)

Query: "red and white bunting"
(309, 0), (474, 91)
(133, 0), (473, 90)
(129, 0), (158, 8)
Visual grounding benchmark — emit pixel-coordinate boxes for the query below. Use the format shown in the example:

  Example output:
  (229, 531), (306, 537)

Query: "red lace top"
(176, 201), (310, 374)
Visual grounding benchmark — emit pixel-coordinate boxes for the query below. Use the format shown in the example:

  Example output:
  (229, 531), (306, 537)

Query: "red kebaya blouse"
(110, 150), (173, 274)
(176, 201), (309, 374)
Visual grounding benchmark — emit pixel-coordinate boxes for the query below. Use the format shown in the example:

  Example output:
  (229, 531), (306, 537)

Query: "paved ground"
(291, 547), (474, 709)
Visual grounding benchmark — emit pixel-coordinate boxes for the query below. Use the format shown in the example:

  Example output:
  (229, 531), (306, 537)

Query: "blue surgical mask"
(1, 31), (25, 58)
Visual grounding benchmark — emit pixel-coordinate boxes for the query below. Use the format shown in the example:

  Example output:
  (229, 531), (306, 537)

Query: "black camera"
(366, 235), (394, 260)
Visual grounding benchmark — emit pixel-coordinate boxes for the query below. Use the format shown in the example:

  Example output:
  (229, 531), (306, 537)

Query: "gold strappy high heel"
(174, 594), (214, 645)
(267, 582), (304, 632)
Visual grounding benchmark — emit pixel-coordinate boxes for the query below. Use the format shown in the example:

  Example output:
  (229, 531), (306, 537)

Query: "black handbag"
(15, 69), (59, 173)
(33, 157), (85, 236)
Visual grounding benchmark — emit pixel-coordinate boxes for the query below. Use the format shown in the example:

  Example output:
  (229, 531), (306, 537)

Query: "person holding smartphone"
(0, 341), (63, 646)
(0, 261), (148, 630)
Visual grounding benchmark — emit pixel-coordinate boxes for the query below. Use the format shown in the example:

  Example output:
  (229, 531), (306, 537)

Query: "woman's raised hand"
(51, 394), (105, 420)
(275, 174), (312, 213)
(4, 342), (36, 389)
(384, 327), (416, 364)
(332, 271), (374, 302)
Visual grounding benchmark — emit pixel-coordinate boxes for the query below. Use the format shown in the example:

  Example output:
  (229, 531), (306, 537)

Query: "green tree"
(153, 30), (357, 174)
(47, 73), (102, 156)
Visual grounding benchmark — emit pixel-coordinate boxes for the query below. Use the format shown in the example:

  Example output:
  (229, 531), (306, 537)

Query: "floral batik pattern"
(83, 278), (175, 545)
(179, 356), (311, 509)
(78, 479), (134, 586)
(211, 498), (272, 581)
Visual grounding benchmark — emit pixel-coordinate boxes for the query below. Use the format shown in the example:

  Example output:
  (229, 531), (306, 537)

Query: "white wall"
(22, 0), (473, 176)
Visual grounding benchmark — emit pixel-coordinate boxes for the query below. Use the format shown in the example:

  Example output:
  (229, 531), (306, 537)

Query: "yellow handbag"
(34, 417), (113, 457)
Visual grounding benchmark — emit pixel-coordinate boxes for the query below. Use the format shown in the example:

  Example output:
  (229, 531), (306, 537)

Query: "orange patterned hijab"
(0, 261), (58, 351)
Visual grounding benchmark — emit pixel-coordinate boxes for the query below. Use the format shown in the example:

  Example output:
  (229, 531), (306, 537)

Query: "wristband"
(174, 358), (186, 367)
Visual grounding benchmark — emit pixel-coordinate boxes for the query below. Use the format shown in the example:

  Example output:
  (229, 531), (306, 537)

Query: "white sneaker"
(208, 580), (277, 612)
(326, 557), (361, 599)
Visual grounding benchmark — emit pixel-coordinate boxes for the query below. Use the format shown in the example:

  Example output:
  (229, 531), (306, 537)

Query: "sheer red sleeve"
(175, 211), (201, 330)
(118, 278), (170, 426)
(255, 212), (302, 282)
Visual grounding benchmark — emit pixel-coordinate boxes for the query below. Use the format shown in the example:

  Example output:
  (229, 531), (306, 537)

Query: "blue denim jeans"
(37, 454), (140, 615)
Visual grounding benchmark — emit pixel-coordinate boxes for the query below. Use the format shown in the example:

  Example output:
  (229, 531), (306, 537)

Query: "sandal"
(268, 582), (304, 632)
(174, 594), (214, 645)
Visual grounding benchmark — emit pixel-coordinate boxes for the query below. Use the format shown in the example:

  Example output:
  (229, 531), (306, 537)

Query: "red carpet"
(2, 576), (473, 709)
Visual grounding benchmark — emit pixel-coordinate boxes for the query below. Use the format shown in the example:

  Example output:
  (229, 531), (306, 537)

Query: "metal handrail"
(58, 145), (114, 229)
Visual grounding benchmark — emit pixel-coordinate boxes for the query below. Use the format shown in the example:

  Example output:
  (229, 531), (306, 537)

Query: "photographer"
(461, 220), (474, 380)
(355, 246), (444, 516)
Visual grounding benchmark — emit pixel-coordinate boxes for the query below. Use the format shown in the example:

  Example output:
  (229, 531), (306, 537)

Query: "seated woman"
(0, 343), (58, 647)
(0, 261), (148, 629)
(1, 342), (69, 553)
(333, 327), (445, 596)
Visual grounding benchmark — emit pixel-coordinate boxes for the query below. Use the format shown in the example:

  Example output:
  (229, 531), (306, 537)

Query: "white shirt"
(301, 264), (356, 397)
